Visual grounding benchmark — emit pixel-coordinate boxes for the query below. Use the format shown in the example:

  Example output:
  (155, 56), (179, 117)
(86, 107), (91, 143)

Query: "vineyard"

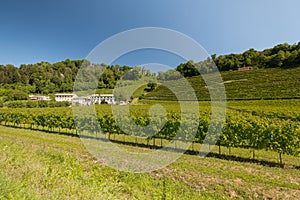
(143, 67), (300, 101)
(0, 100), (299, 166)
(0, 73), (299, 200)
(227, 100), (300, 122)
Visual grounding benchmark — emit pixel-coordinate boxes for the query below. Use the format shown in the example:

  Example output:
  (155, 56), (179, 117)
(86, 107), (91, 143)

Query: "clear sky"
(1, 0), (300, 67)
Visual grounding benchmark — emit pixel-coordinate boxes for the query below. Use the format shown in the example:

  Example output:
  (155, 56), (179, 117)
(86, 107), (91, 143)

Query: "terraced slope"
(143, 67), (300, 101)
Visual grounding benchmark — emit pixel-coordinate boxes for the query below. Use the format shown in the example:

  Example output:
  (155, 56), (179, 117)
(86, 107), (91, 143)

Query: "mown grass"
(0, 174), (42, 200)
(0, 126), (299, 199)
(0, 126), (218, 200)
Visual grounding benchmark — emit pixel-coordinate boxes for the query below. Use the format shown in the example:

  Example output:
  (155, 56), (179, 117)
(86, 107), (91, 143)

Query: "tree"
(270, 50), (285, 67)
(101, 99), (108, 104)
(157, 71), (165, 80)
(147, 80), (157, 91)
(10, 90), (28, 100)
(122, 67), (142, 80)
(176, 60), (200, 77)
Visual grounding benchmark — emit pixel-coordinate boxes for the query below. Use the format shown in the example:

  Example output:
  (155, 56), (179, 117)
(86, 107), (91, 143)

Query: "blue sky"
(1, 0), (300, 67)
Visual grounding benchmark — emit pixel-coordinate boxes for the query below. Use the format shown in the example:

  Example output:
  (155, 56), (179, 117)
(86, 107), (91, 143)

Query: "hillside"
(0, 42), (299, 97)
(142, 67), (300, 101)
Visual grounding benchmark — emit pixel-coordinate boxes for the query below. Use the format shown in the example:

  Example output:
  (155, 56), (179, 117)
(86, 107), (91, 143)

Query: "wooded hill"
(0, 42), (299, 100)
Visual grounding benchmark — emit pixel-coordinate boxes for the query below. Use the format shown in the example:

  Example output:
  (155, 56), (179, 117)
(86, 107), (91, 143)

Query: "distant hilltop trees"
(212, 42), (300, 71)
(172, 42), (300, 79)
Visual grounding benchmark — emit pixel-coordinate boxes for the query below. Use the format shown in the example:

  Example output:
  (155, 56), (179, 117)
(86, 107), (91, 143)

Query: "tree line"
(159, 42), (300, 80)
(0, 42), (300, 93)
(0, 59), (134, 93)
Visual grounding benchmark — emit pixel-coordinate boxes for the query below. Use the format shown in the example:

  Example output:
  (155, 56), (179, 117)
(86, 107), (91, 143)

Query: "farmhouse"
(29, 95), (51, 101)
(55, 93), (77, 102)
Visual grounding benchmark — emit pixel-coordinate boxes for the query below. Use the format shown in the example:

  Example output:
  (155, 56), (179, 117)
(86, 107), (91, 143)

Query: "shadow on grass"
(2, 124), (78, 138)
(2, 124), (299, 170)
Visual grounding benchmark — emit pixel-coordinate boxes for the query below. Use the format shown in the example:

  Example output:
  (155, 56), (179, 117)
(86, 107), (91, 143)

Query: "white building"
(89, 94), (115, 104)
(72, 96), (91, 106)
(29, 95), (51, 101)
(55, 93), (77, 102)
(119, 101), (129, 106)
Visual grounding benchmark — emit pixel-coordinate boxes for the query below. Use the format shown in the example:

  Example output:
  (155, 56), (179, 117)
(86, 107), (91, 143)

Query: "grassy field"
(0, 125), (299, 199)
